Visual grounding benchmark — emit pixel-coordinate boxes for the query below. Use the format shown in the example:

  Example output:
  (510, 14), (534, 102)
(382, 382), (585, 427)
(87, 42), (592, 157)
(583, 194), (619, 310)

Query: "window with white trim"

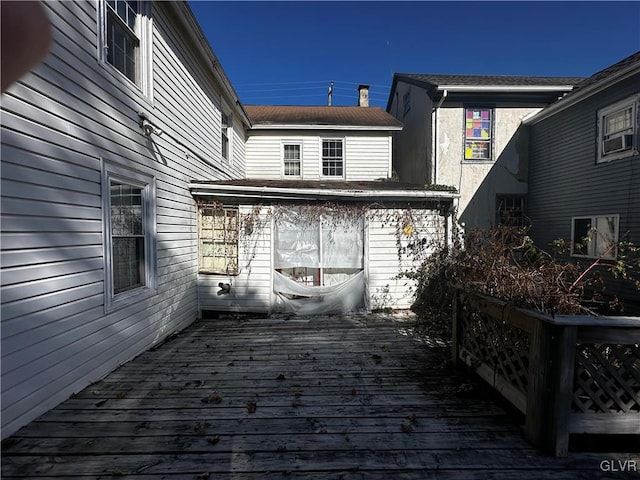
(464, 107), (493, 161)
(597, 96), (639, 162)
(571, 215), (619, 260)
(103, 163), (157, 310)
(198, 204), (239, 275)
(322, 138), (343, 177)
(99, 0), (152, 95)
(221, 111), (232, 161)
(283, 143), (301, 176)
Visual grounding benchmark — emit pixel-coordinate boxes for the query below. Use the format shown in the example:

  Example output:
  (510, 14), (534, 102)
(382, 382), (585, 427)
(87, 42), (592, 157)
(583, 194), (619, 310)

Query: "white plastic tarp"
(273, 208), (365, 314)
(273, 270), (365, 315)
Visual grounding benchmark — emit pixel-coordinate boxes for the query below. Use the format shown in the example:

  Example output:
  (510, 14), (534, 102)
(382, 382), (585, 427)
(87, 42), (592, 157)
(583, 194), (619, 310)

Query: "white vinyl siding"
(246, 132), (393, 181)
(367, 209), (445, 310)
(197, 206), (272, 312)
(0, 1), (245, 439)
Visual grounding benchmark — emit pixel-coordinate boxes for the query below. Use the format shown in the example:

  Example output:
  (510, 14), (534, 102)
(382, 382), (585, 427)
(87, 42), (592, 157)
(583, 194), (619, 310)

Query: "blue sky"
(188, 1), (640, 108)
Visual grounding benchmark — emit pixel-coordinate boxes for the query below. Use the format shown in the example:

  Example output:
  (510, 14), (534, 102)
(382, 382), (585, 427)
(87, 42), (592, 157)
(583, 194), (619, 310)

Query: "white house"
(0, 1), (456, 439)
(0, 0), (248, 439)
(193, 103), (458, 315)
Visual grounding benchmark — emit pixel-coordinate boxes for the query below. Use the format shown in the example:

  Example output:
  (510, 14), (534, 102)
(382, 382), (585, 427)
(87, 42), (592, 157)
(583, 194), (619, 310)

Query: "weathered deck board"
(2, 313), (637, 479)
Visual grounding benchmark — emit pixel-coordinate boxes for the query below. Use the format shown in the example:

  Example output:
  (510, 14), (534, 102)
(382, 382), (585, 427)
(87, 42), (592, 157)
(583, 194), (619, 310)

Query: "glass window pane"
(594, 216), (617, 258)
(198, 206), (239, 274)
(464, 108), (492, 160)
(572, 218), (592, 256)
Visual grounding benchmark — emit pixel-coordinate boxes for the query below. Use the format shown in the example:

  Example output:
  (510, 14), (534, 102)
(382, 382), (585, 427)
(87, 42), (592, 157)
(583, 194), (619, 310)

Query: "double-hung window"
(103, 162), (157, 310)
(464, 107), (493, 161)
(221, 111), (232, 161)
(100, 0), (152, 96)
(598, 96), (639, 162)
(198, 204), (239, 275)
(283, 143), (301, 177)
(322, 139), (343, 177)
(571, 215), (619, 260)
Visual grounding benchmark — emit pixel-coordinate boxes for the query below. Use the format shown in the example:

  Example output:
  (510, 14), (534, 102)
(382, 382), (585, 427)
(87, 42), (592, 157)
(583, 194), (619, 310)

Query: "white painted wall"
(435, 105), (541, 228)
(245, 131), (393, 181)
(0, 1), (245, 438)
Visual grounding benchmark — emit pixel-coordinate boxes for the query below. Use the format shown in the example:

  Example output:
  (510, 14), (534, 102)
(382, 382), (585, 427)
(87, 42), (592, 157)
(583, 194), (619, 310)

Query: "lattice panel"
(573, 343), (640, 414)
(461, 309), (530, 394)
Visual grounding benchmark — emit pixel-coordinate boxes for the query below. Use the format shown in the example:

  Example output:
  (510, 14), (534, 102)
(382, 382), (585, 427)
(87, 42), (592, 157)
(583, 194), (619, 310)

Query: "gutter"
(432, 89), (448, 183)
(434, 85), (575, 93)
(249, 124), (403, 131)
(523, 63), (640, 125)
(167, 2), (251, 127)
(190, 183), (459, 202)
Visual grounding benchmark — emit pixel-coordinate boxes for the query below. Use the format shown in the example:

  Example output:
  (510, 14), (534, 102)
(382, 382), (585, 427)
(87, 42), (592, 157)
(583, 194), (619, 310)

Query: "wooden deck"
(2, 313), (637, 479)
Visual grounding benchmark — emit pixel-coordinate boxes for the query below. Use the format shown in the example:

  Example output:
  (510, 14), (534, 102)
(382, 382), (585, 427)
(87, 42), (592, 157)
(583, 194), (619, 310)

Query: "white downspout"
(432, 89), (448, 184)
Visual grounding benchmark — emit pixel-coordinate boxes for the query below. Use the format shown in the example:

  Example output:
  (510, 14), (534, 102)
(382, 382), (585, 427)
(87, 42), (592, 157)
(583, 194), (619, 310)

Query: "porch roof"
(190, 179), (459, 203)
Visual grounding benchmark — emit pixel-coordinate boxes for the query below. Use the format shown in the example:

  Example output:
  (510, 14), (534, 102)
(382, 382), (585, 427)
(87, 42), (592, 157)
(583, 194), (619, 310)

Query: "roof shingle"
(245, 105), (403, 128)
(395, 74), (584, 88)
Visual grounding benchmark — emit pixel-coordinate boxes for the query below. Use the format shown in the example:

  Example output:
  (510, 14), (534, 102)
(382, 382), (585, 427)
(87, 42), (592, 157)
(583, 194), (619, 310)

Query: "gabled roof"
(394, 74), (583, 89)
(386, 73), (582, 110)
(524, 51), (640, 124)
(245, 105), (403, 130)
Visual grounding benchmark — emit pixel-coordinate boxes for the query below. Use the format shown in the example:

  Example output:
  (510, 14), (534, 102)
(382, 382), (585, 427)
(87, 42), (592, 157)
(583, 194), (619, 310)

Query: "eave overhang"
(523, 62), (640, 125)
(249, 124), (403, 131)
(190, 181), (458, 204)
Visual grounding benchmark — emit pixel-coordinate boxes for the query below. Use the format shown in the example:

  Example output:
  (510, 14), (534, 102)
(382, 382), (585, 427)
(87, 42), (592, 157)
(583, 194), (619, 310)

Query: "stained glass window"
(464, 108), (492, 160)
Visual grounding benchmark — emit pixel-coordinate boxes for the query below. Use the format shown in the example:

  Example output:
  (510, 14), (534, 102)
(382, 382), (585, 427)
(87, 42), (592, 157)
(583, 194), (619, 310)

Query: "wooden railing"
(452, 289), (640, 456)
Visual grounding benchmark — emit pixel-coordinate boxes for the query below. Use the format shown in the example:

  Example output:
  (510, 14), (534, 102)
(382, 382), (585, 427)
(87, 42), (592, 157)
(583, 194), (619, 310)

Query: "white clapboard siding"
(245, 134), (286, 179)
(198, 206), (273, 312)
(367, 209), (445, 310)
(344, 134), (392, 181)
(245, 132), (392, 181)
(0, 1), (245, 439)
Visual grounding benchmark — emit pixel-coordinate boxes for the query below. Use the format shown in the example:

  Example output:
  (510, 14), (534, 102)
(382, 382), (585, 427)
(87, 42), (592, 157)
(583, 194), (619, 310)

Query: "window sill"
(105, 285), (157, 314)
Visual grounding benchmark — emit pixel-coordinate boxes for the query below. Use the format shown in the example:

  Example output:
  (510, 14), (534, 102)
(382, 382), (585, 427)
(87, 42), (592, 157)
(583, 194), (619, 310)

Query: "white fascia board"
(169, 3), (251, 126)
(249, 124), (403, 131)
(437, 85), (575, 93)
(524, 65), (640, 125)
(190, 183), (458, 201)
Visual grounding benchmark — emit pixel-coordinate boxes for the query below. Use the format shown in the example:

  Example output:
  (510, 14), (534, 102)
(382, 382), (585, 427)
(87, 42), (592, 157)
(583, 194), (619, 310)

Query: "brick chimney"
(358, 84), (369, 107)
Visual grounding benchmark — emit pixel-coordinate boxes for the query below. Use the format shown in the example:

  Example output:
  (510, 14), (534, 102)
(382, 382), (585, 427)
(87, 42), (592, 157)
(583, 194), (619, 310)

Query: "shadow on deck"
(2, 313), (638, 479)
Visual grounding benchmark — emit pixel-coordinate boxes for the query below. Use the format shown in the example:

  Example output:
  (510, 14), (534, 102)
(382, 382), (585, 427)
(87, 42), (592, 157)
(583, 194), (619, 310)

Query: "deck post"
(525, 319), (577, 456)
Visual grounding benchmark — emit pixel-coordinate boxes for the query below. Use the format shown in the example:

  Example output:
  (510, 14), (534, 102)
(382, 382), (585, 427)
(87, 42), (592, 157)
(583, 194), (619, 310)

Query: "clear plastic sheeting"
(273, 207), (365, 315)
(274, 208), (364, 269)
(273, 270), (365, 315)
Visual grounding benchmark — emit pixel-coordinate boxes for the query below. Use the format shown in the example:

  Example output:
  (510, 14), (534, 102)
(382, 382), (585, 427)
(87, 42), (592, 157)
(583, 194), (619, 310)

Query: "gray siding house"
(1, 0), (249, 438)
(524, 51), (640, 313)
(386, 75), (581, 228)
